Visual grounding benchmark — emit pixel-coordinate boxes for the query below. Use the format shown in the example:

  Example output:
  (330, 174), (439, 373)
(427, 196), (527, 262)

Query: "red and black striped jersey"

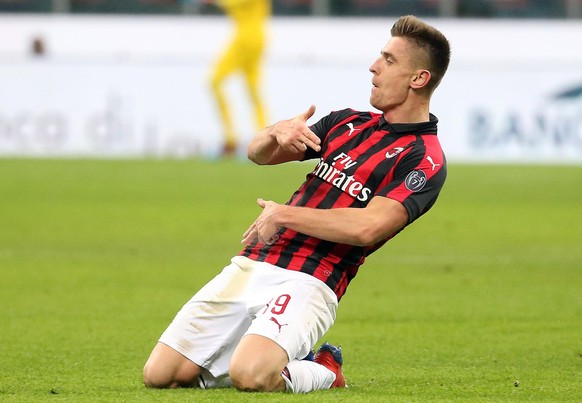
(240, 108), (447, 300)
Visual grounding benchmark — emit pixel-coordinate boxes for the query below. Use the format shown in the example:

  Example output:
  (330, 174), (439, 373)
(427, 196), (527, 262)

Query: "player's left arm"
(241, 195), (408, 247)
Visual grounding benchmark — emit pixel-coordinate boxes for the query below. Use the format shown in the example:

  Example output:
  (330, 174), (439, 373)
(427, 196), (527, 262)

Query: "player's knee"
(143, 362), (200, 389)
(230, 362), (281, 392)
(143, 362), (174, 389)
(230, 370), (268, 392)
(143, 343), (202, 389)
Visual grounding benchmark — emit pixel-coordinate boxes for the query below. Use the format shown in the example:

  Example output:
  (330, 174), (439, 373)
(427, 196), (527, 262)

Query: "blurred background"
(1, 0), (581, 161)
(1, 0), (581, 18)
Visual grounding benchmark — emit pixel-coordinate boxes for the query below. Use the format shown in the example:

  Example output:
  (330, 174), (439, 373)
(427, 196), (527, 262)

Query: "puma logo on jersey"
(426, 156), (441, 171)
(270, 317), (288, 333)
(346, 123), (361, 136)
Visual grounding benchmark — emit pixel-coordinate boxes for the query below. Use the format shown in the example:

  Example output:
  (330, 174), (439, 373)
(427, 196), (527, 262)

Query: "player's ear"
(410, 69), (431, 90)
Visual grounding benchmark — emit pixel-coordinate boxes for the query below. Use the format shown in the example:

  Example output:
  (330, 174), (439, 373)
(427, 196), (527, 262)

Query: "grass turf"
(0, 159), (580, 402)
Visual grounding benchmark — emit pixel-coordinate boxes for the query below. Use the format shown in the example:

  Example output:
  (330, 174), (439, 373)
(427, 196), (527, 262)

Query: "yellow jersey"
(218, 0), (270, 41)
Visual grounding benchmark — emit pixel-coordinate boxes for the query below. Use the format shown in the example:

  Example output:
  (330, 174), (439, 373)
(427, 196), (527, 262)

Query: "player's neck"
(383, 99), (430, 124)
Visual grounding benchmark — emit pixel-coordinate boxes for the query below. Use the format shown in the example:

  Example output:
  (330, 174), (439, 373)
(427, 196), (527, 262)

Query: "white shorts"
(159, 255), (338, 383)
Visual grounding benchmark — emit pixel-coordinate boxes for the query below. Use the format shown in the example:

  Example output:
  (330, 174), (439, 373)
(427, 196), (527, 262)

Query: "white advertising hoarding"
(0, 16), (581, 162)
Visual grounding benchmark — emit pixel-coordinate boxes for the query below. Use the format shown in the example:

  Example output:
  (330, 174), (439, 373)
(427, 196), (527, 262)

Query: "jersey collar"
(378, 113), (439, 136)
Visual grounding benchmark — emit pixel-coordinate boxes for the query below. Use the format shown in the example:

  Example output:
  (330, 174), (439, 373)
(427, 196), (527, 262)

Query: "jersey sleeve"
(377, 142), (447, 224)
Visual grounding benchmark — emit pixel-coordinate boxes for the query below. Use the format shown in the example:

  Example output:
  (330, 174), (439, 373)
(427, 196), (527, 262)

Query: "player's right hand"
(273, 105), (321, 154)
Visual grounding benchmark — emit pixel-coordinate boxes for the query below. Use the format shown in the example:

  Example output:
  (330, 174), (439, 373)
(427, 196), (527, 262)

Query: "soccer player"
(144, 15), (451, 393)
(208, 0), (270, 156)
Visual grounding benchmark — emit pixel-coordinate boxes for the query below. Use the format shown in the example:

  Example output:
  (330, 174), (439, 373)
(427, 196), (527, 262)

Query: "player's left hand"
(241, 198), (282, 246)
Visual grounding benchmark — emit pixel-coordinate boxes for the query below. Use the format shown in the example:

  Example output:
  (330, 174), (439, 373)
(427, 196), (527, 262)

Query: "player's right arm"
(247, 105), (321, 165)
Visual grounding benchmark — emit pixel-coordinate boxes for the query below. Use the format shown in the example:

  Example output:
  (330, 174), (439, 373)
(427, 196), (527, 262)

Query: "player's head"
(390, 15), (451, 94)
(369, 16), (451, 114)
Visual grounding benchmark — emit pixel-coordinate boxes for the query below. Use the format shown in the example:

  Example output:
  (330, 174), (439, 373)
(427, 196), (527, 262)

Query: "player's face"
(369, 37), (418, 113)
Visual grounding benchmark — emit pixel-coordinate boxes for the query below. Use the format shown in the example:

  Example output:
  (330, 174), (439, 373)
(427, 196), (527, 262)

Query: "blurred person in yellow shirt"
(207, 0), (271, 157)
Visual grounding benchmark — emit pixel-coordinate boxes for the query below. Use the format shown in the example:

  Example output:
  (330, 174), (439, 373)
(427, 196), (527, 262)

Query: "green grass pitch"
(0, 159), (580, 402)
